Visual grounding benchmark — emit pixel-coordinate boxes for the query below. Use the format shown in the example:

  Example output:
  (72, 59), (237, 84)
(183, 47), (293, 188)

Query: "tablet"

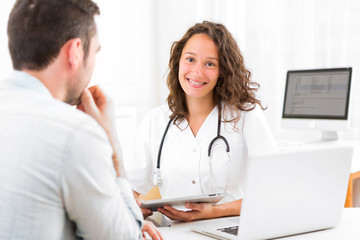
(140, 193), (228, 211)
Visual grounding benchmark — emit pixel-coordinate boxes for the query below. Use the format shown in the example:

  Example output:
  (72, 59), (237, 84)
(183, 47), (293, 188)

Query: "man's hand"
(77, 85), (125, 177)
(77, 86), (115, 134)
(142, 220), (163, 240)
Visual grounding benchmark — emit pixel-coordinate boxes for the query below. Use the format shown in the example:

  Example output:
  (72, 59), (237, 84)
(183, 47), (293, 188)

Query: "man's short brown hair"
(7, 0), (100, 71)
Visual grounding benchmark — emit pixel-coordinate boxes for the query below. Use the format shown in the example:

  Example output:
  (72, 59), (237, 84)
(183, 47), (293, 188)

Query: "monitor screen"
(282, 68), (352, 120)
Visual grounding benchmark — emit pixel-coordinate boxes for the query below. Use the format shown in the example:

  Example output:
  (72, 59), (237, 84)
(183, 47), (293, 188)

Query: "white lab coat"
(125, 104), (278, 203)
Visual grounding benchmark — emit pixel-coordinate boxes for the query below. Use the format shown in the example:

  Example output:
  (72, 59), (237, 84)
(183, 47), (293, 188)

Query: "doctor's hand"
(157, 202), (215, 222)
(77, 86), (125, 177)
(135, 198), (153, 219)
(142, 220), (163, 240)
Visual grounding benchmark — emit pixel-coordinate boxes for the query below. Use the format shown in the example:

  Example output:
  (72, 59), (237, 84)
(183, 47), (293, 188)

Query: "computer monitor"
(282, 67), (352, 141)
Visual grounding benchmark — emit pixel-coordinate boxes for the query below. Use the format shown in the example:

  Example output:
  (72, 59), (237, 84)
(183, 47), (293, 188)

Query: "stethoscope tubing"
(156, 118), (173, 169)
(154, 109), (231, 188)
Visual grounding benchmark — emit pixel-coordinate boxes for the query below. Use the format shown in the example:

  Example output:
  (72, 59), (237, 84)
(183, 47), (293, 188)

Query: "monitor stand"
(321, 131), (338, 141)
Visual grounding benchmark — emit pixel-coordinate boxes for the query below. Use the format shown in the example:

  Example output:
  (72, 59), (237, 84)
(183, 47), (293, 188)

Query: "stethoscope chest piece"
(152, 168), (162, 187)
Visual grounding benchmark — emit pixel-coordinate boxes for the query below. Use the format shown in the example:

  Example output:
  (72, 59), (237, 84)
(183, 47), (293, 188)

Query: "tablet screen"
(140, 193), (228, 211)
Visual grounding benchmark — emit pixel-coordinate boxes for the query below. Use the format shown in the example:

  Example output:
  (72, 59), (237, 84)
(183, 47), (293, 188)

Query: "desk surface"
(157, 208), (360, 240)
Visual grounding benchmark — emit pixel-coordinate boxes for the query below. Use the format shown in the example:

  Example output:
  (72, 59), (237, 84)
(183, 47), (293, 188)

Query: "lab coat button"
(192, 180), (196, 184)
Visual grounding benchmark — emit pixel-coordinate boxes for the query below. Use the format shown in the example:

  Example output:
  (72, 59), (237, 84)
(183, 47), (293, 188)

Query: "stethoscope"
(152, 110), (231, 193)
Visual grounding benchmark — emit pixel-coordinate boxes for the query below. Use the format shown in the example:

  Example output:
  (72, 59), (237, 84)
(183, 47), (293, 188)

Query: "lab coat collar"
(195, 105), (219, 140)
(175, 105), (219, 141)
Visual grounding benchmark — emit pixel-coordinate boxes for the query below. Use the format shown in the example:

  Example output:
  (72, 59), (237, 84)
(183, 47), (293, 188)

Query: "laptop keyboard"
(217, 225), (239, 236)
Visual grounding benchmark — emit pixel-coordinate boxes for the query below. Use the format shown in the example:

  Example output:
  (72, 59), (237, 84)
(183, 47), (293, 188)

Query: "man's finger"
(143, 221), (163, 240)
(80, 88), (100, 117)
(155, 226), (164, 240)
(87, 85), (107, 109)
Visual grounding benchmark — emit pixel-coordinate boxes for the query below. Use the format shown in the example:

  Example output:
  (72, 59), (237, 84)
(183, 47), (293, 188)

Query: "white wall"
(245, 0), (360, 141)
(1, 0), (360, 151)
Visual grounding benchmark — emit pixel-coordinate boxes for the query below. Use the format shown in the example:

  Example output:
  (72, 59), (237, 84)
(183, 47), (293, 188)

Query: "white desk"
(157, 208), (360, 240)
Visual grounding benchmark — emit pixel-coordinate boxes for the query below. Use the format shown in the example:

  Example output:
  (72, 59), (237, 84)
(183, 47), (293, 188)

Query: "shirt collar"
(5, 70), (54, 99)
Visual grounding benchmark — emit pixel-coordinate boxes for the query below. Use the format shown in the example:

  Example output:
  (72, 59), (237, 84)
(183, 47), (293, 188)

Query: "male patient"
(0, 0), (161, 239)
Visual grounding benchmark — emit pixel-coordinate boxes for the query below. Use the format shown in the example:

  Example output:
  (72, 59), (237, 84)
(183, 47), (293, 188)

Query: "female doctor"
(125, 21), (277, 222)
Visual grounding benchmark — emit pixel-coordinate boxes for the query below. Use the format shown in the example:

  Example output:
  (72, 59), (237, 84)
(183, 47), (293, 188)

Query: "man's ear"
(65, 38), (83, 70)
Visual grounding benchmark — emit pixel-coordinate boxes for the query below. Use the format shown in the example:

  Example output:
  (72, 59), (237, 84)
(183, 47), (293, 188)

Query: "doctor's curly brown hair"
(166, 21), (265, 127)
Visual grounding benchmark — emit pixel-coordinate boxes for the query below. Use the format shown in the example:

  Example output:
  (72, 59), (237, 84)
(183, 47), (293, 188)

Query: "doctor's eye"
(206, 62), (216, 67)
(186, 57), (195, 63)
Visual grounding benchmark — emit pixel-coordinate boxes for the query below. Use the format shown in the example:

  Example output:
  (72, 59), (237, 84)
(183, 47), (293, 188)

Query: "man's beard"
(64, 88), (82, 106)
(65, 61), (90, 106)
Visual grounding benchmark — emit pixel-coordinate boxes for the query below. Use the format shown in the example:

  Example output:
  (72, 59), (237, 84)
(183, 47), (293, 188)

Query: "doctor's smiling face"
(178, 34), (219, 102)
(167, 21), (262, 126)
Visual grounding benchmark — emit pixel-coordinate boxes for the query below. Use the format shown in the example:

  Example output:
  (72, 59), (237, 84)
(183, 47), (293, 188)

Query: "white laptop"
(190, 145), (353, 240)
